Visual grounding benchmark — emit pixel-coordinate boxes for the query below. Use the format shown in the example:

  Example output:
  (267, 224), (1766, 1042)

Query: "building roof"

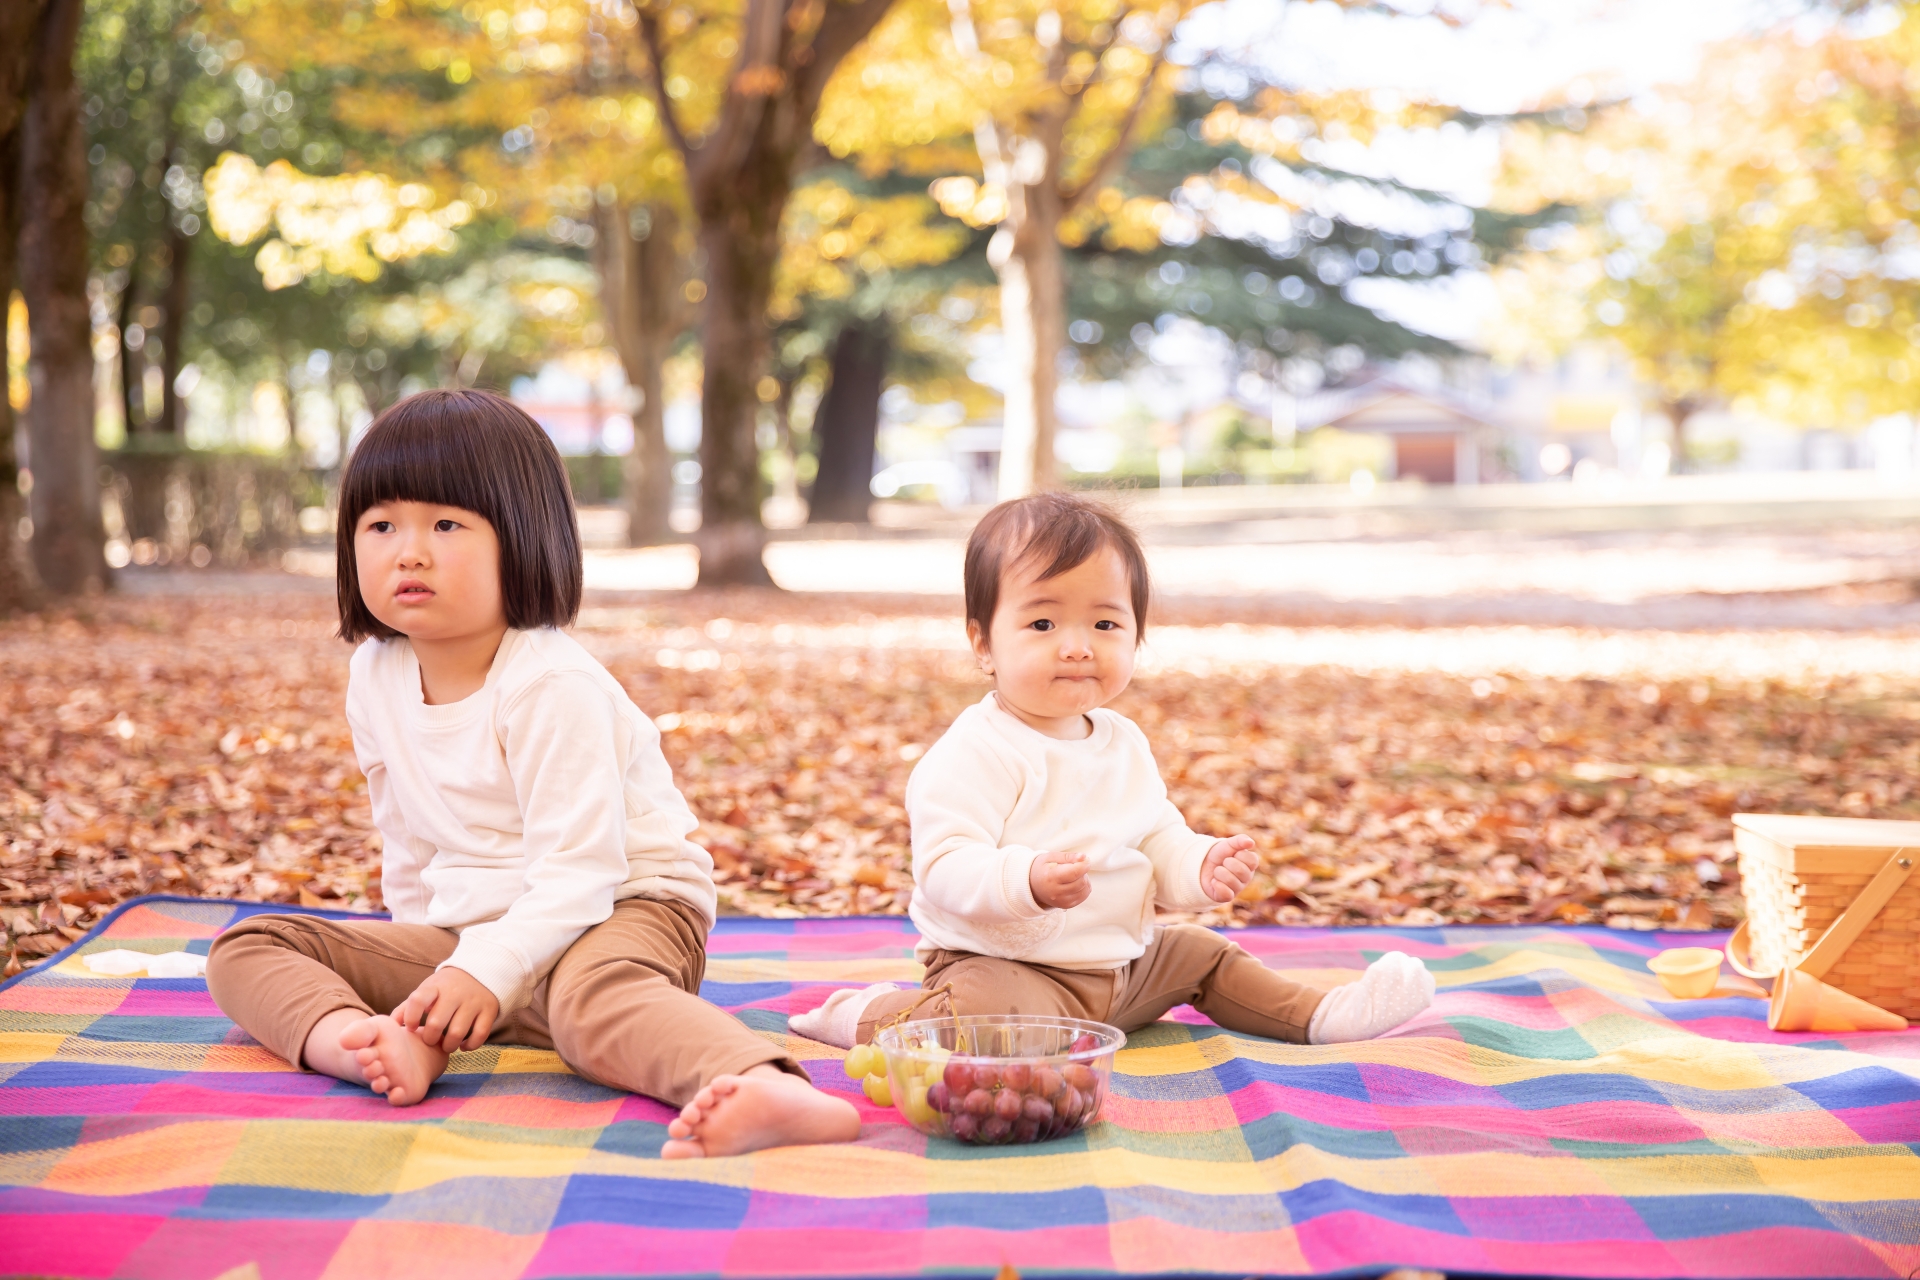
(1296, 376), (1492, 435)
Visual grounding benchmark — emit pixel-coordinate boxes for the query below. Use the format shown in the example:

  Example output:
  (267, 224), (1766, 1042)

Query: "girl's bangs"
(340, 421), (503, 527)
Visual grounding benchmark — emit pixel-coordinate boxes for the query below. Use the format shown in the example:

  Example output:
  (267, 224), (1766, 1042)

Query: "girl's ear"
(966, 618), (993, 674)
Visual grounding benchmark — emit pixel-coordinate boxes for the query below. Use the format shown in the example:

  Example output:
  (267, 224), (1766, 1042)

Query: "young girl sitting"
(794, 492), (1434, 1051)
(207, 389), (858, 1159)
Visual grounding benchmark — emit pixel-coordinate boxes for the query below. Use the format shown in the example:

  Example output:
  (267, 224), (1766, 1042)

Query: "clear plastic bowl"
(872, 1014), (1125, 1145)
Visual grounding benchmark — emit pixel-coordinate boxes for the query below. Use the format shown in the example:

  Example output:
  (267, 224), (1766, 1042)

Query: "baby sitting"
(795, 492), (1434, 1051)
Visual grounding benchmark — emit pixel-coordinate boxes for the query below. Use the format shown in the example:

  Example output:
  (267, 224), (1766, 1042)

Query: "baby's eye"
(434, 519), (460, 532)
(1094, 620), (1120, 631)
(1029, 619), (1054, 632)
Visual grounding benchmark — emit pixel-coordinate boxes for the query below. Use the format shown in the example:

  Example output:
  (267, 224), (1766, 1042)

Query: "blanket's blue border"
(0, 892), (386, 994)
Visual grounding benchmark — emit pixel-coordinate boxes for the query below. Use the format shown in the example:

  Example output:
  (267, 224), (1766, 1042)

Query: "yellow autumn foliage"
(204, 154), (473, 289)
(1493, 8), (1920, 428)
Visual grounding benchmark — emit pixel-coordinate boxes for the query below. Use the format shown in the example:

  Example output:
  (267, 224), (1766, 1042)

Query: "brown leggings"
(206, 896), (803, 1106)
(856, 923), (1325, 1045)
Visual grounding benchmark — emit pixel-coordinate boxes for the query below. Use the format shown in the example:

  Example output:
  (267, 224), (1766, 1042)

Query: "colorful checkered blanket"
(1, 896), (1916, 1279)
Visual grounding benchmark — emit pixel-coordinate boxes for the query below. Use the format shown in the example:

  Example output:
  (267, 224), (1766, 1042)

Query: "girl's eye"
(1029, 619), (1054, 632)
(367, 520), (393, 534)
(1095, 620), (1119, 631)
(434, 519), (459, 532)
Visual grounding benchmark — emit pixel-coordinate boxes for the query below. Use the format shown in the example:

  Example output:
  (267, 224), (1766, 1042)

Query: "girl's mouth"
(395, 579), (434, 604)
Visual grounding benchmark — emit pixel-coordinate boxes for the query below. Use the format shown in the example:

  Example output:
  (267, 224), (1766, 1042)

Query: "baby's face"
(970, 545), (1137, 738)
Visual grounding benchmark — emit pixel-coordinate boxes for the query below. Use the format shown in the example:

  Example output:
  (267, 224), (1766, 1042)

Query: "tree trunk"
(117, 251), (142, 433)
(0, 131), (36, 612)
(986, 121), (1067, 501)
(0, 1), (47, 611)
(638, 0), (897, 586)
(156, 221), (189, 435)
(1662, 398), (1698, 475)
(593, 202), (680, 546)
(19, 0), (105, 595)
(808, 319), (889, 523)
(692, 212), (779, 584)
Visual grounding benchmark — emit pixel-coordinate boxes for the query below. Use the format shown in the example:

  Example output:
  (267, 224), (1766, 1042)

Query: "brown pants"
(206, 897), (802, 1106)
(856, 923), (1326, 1046)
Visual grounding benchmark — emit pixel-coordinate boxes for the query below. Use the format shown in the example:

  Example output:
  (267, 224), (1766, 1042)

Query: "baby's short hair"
(335, 388), (583, 643)
(964, 491), (1150, 641)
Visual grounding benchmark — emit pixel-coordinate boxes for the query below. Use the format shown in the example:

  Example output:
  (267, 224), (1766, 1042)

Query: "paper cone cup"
(1768, 967), (1908, 1032)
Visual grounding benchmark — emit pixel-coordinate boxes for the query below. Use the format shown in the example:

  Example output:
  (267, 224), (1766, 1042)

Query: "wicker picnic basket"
(1729, 814), (1920, 1021)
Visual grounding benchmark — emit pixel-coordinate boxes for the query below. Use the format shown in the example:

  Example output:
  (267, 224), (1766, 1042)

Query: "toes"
(660, 1138), (706, 1160)
(338, 1019), (378, 1051)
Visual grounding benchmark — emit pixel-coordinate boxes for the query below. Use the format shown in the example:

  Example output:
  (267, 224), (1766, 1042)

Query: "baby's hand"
(1201, 836), (1259, 903)
(394, 965), (500, 1052)
(1030, 849), (1091, 910)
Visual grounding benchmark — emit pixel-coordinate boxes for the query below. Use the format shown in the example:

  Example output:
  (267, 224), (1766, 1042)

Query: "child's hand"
(1201, 836), (1259, 903)
(1030, 849), (1091, 910)
(394, 966), (500, 1052)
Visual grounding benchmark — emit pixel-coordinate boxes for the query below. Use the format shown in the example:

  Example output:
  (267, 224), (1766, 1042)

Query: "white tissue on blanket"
(81, 948), (207, 978)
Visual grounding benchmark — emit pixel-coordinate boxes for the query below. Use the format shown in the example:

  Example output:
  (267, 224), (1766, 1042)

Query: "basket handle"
(1796, 849), (1913, 981)
(1729, 848), (1914, 982)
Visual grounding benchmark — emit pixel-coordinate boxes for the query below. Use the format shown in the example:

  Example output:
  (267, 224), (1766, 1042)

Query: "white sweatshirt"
(905, 694), (1219, 969)
(346, 628), (715, 1015)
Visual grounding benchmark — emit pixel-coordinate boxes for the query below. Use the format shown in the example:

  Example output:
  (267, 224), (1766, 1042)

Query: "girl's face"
(968, 545), (1137, 739)
(355, 501), (506, 643)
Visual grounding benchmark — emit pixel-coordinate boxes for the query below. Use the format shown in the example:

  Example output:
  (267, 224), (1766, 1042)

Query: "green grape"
(845, 1044), (879, 1079)
(863, 1072), (893, 1107)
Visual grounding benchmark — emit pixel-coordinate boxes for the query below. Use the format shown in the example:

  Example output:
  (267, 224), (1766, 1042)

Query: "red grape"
(1000, 1063), (1031, 1092)
(949, 1113), (979, 1141)
(1058, 1084), (1084, 1122)
(928, 1082), (951, 1113)
(943, 1062), (973, 1094)
(994, 1089), (1023, 1121)
(981, 1116), (1012, 1142)
(963, 1088), (994, 1116)
(1021, 1095), (1054, 1124)
(1013, 1119), (1040, 1143)
(1061, 1062), (1095, 1092)
(1030, 1066), (1063, 1099)
(1070, 1033), (1098, 1054)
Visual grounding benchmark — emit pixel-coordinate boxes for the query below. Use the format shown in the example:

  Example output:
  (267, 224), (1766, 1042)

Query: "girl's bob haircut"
(335, 388), (583, 643)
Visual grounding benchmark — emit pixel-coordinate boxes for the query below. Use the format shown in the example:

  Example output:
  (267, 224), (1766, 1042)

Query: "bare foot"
(660, 1065), (860, 1159)
(337, 1013), (450, 1106)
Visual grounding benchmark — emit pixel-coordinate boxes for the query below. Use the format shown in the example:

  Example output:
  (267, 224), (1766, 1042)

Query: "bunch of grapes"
(848, 1033), (1109, 1145)
(843, 1042), (899, 1107)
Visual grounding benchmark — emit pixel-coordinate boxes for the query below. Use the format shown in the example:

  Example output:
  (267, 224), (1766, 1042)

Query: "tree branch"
(703, 0), (784, 185)
(800, 0), (899, 115)
(1060, 44), (1166, 215)
(638, 11), (697, 166)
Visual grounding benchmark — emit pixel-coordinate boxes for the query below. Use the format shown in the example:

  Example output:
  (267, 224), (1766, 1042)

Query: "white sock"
(1307, 951), (1435, 1044)
(788, 982), (900, 1049)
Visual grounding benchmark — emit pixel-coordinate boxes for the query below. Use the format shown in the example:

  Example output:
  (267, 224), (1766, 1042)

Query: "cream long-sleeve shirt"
(346, 628), (715, 1015)
(905, 693), (1219, 969)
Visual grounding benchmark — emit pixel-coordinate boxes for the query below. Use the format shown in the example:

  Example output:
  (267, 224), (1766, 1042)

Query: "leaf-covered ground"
(6, 589), (1920, 974)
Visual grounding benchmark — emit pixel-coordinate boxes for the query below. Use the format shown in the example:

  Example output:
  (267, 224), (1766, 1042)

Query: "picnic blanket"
(1, 896), (1916, 1280)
